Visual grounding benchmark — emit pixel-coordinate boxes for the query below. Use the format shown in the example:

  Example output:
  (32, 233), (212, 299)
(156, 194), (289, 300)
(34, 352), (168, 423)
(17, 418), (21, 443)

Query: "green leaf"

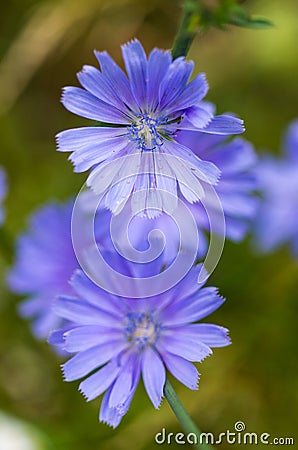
(227, 5), (274, 29)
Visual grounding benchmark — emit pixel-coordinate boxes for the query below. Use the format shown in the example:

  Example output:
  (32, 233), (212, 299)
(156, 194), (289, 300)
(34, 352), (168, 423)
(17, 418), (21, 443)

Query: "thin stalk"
(171, 0), (200, 59)
(164, 379), (214, 450)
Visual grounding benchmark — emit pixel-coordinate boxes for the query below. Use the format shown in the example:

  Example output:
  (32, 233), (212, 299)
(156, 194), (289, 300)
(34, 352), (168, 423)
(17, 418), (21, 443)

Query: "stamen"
(128, 114), (165, 151)
(125, 312), (160, 348)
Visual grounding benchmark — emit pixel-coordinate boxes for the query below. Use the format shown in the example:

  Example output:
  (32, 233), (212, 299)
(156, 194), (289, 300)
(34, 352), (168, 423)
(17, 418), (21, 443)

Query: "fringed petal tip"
(78, 386), (92, 402)
(99, 418), (118, 429)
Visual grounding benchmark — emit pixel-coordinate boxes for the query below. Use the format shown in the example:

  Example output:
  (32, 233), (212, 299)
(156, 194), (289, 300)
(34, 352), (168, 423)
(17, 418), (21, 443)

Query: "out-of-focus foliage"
(195, 0), (274, 30)
(0, 1), (297, 449)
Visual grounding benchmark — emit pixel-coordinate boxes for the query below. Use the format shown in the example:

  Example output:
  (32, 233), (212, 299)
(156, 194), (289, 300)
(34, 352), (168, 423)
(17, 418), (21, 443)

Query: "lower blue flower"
(51, 265), (230, 428)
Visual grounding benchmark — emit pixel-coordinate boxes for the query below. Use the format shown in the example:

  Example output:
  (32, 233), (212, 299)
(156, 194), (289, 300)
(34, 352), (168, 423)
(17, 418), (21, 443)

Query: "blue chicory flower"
(0, 167), (7, 225)
(8, 201), (80, 338)
(57, 39), (244, 217)
(51, 262), (230, 428)
(254, 120), (298, 256)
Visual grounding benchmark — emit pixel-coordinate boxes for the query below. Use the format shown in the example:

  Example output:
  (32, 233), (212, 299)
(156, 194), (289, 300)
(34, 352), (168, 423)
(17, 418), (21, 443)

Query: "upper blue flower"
(57, 39), (244, 217)
(0, 167), (7, 225)
(254, 120), (298, 256)
(50, 262), (230, 428)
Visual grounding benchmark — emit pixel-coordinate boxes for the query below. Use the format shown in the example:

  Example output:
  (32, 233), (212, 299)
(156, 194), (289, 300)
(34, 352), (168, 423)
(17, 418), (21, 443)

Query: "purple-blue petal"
(63, 325), (122, 352)
(121, 39), (148, 108)
(161, 352), (199, 390)
(53, 296), (121, 327)
(69, 270), (126, 317)
(185, 105), (213, 129)
(160, 287), (225, 326)
(142, 347), (165, 408)
(94, 50), (136, 110)
(62, 340), (127, 381)
(165, 74), (209, 115)
(79, 360), (121, 402)
(199, 114), (244, 135)
(283, 119), (298, 162)
(62, 87), (130, 124)
(147, 48), (172, 110)
(77, 65), (132, 113)
(184, 324), (231, 347)
(158, 57), (194, 111)
(160, 333), (212, 362)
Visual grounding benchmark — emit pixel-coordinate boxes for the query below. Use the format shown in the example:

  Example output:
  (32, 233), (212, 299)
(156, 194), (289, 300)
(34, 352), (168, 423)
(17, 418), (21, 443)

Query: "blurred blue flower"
(177, 131), (258, 242)
(51, 263), (230, 428)
(8, 201), (79, 339)
(254, 120), (298, 256)
(57, 39), (244, 217)
(0, 167), (7, 225)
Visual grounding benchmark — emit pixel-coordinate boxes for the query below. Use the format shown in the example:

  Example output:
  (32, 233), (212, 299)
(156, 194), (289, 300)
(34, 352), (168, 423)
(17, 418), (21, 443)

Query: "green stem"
(171, 0), (200, 59)
(164, 379), (214, 450)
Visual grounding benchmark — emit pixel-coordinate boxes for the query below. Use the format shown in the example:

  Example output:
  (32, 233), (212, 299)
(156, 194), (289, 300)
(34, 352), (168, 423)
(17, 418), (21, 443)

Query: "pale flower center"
(125, 312), (159, 347)
(128, 114), (165, 151)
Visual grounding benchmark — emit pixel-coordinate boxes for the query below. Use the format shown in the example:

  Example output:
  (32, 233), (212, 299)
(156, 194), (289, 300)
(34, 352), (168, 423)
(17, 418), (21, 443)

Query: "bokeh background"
(0, 0), (297, 449)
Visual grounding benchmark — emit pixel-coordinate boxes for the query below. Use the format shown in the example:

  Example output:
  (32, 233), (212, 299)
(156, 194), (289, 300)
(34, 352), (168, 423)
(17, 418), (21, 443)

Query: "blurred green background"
(0, 0), (297, 449)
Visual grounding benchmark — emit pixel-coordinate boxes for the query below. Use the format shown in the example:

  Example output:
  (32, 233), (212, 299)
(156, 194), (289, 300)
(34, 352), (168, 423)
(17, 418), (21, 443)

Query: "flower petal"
(142, 347), (165, 408)
(147, 48), (172, 110)
(199, 114), (244, 135)
(154, 153), (178, 214)
(87, 155), (126, 195)
(161, 352), (199, 390)
(185, 105), (213, 129)
(56, 127), (128, 173)
(62, 340), (126, 381)
(77, 65), (131, 114)
(70, 270), (126, 317)
(283, 119), (298, 162)
(160, 287), (225, 326)
(184, 324), (231, 347)
(121, 39), (148, 108)
(165, 74), (209, 115)
(100, 354), (141, 428)
(70, 136), (129, 173)
(108, 352), (140, 408)
(63, 325), (123, 352)
(161, 334), (212, 362)
(164, 140), (220, 186)
(94, 50), (136, 110)
(53, 296), (121, 327)
(159, 58), (194, 111)
(79, 360), (121, 401)
(56, 127), (126, 152)
(104, 152), (141, 214)
(62, 87), (130, 124)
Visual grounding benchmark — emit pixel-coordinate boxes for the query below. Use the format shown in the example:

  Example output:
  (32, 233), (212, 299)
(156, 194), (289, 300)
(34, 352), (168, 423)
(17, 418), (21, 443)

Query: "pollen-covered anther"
(129, 114), (164, 151)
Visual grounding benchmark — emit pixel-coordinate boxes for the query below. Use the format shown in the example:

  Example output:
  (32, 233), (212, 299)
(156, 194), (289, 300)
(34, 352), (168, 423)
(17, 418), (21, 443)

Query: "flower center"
(125, 312), (160, 348)
(128, 114), (164, 151)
